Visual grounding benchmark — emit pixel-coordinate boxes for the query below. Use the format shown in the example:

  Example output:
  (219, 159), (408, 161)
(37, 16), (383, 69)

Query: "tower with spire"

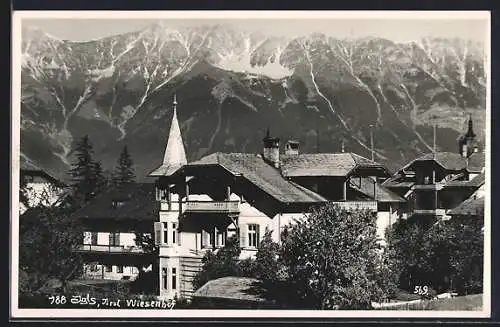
(149, 94), (187, 177)
(458, 113), (479, 158)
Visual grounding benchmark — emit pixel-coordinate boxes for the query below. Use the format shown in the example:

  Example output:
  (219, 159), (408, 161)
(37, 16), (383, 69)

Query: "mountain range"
(19, 22), (487, 181)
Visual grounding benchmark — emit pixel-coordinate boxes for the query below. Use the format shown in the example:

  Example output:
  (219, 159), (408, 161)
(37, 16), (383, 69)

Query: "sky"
(21, 17), (489, 44)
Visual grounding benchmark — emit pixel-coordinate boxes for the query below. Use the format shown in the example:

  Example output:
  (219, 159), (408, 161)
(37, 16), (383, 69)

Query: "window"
(172, 223), (177, 244)
(248, 224), (260, 248)
(105, 265), (112, 272)
(201, 230), (213, 248)
(216, 231), (226, 247)
(163, 223), (168, 245)
(109, 232), (120, 246)
(117, 266), (124, 273)
(91, 232), (98, 245)
(162, 268), (168, 290)
(89, 264), (99, 272)
(171, 268), (177, 290)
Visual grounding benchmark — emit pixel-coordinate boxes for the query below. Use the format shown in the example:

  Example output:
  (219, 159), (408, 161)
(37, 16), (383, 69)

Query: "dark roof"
(350, 177), (406, 203)
(192, 277), (268, 302)
(71, 183), (158, 221)
(467, 152), (485, 173)
(448, 196), (485, 216)
(412, 152), (467, 171)
(186, 153), (327, 203)
(443, 172), (485, 189)
(280, 153), (389, 177)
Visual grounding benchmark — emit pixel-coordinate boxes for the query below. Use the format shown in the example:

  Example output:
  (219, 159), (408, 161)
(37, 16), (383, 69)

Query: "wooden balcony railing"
(76, 244), (145, 254)
(183, 201), (240, 214)
(329, 201), (378, 211)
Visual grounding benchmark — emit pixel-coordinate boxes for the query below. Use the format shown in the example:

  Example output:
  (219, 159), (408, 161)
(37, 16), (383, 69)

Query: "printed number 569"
(413, 285), (429, 295)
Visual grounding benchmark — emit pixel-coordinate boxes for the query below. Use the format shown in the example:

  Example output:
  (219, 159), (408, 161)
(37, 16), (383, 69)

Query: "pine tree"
(69, 135), (106, 205)
(112, 145), (136, 188)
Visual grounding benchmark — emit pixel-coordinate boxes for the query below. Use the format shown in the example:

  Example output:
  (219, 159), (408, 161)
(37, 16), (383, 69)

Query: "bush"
(192, 235), (241, 290)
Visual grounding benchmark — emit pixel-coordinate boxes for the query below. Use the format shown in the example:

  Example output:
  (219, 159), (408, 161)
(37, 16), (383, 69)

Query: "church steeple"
(163, 94), (187, 167)
(458, 113), (479, 158)
(465, 113), (476, 138)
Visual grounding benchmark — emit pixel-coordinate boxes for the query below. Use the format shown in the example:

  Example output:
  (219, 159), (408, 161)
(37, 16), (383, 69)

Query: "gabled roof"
(443, 172), (485, 189)
(412, 152), (467, 171)
(280, 153), (389, 177)
(350, 177), (406, 203)
(19, 156), (65, 186)
(467, 152), (485, 173)
(185, 153), (327, 204)
(71, 183), (158, 221)
(382, 173), (415, 189)
(448, 196), (484, 216)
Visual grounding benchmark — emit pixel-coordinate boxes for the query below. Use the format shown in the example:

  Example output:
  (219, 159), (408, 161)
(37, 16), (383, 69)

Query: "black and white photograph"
(10, 10), (491, 318)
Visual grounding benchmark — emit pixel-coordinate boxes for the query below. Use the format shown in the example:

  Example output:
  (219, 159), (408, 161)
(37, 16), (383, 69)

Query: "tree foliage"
(69, 135), (106, 206)
(192, 235), (241, 290)
(254, 230), (281, 282)
(111, 145), (136, 187)
(279, 204), (394, 309)
(387, 217), (483, 296)
(19, 204), (84, 295)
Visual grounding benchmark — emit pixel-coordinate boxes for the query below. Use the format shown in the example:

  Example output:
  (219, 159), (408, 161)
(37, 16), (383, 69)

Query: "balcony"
(76, 244), (145, 254)
(330, 201), (378, 211)
(183, 201), (240, 214)
(411, 208), (447, 216)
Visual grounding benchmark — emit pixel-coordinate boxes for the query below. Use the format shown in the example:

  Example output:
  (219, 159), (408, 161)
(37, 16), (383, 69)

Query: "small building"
(19, 156), (66, 214)
(71, 183), (157, 281)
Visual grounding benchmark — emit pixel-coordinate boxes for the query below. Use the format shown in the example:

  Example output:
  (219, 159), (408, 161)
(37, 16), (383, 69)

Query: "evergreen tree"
(111, 145), (136, 187)
(69, 135), (106, 205)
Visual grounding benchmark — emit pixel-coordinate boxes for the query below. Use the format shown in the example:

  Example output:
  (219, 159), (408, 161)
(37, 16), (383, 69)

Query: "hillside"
(19, 23), (487, 181)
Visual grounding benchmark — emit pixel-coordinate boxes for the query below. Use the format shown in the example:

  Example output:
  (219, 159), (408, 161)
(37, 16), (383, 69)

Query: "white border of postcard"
(11, 10), (492, 319)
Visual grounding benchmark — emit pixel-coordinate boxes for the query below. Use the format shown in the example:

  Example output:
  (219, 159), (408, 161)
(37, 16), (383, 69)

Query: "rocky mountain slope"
(19, 22), (487, 181)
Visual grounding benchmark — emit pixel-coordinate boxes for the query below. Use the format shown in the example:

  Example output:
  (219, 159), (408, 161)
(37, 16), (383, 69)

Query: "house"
(148, 96), (405, 300)
(71, 183), (157, 281)
(19, 156), (66, 214)
(384, 115), (485, 222)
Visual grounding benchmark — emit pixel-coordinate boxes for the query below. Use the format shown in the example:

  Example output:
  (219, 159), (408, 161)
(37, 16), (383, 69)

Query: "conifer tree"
(111, 145), (136, 187)
(69, 135), (106, 205)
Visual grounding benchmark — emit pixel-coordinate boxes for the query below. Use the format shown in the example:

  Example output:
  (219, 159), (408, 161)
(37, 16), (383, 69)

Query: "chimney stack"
(262, 128), (280, 168)
(285, 140), (300, 155)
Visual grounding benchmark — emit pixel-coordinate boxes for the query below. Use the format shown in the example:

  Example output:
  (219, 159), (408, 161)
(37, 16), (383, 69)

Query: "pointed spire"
(162, 94), (187, 167)
(466, 113), (476, 138)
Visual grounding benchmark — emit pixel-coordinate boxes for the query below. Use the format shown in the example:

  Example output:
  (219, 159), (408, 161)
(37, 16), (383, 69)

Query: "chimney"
(285, 140), (300, 155)
(262, 128), (280, 168)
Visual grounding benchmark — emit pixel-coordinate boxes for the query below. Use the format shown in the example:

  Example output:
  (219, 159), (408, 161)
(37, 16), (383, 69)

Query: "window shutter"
(115, 233), (120, 246)
(177, 226), (181, 246)
(256, 225), (261, 247)
(154, 222), (163, 245)
(240, 224), (247, 248)
(108, 232), (113, 246)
